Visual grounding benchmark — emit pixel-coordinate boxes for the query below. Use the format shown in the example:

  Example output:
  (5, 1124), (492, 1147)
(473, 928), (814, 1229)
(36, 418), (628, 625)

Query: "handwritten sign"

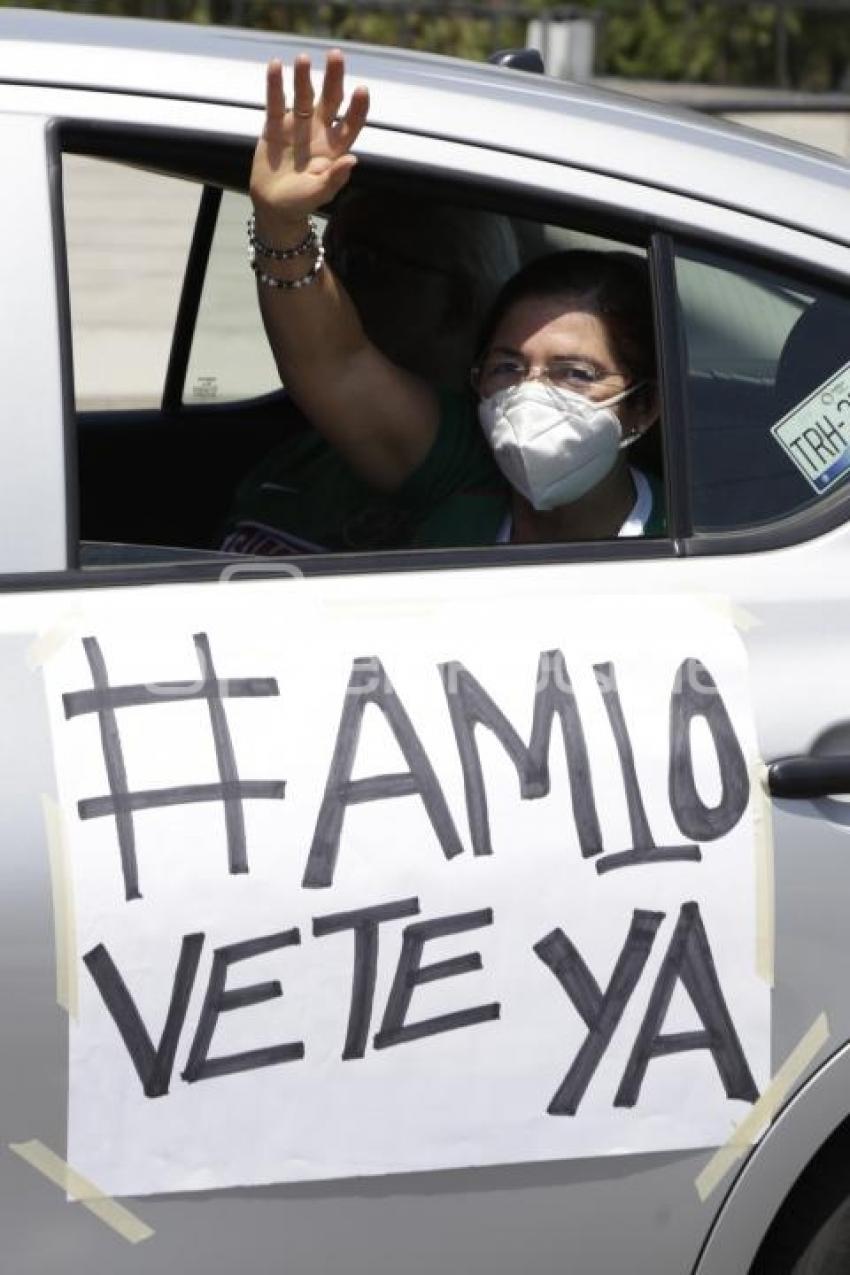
(43, 590), (769, 1196)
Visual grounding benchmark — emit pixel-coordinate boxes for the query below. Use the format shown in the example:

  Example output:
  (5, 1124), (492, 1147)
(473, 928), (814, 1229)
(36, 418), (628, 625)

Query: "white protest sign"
(43, 589), (769, 1197)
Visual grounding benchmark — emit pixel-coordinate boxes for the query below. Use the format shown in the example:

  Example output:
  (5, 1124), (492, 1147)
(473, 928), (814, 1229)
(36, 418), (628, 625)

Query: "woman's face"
(478, 294), (647, 429)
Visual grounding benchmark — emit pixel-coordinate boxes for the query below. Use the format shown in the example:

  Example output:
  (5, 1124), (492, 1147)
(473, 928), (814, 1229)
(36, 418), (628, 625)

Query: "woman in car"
(230, 51), (663, 553)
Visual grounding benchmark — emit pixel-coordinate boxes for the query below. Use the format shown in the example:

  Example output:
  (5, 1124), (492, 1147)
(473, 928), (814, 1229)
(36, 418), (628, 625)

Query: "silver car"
(3, 8), (850, 1274)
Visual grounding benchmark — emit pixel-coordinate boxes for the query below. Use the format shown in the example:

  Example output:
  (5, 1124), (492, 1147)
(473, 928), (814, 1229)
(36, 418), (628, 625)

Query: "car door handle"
(768, 755), (850, 798)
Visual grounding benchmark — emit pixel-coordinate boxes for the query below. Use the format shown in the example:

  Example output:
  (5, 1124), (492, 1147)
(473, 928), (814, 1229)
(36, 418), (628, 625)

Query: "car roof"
(2, 7), (848, 247)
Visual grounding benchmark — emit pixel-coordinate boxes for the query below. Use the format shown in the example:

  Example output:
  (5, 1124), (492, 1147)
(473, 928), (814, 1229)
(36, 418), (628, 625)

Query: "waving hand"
(250, 51), (370, 225)
(248, 51), (437, 492)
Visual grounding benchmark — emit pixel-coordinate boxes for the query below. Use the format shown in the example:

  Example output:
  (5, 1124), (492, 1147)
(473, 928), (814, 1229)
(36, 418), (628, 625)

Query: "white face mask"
(478, 379), (641, 511)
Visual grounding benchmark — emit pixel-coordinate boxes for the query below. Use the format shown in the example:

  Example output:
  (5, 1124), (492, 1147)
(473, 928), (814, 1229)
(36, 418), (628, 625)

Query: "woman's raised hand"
(250, 51), (369, 228)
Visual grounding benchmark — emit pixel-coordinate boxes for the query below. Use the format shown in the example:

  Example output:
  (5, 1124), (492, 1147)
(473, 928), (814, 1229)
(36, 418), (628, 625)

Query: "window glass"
(66, 152), (662, 565)
(676, 245), (850, 530)
(183, 190), (282, 405)
(63, 156), (199, 410)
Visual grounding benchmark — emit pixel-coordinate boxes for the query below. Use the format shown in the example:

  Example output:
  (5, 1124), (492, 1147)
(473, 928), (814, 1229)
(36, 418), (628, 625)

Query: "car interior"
(59, 124), (847, 570)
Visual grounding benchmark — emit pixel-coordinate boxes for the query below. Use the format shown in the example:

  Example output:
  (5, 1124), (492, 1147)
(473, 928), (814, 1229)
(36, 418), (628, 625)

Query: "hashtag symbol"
(63, 634), (286, 900)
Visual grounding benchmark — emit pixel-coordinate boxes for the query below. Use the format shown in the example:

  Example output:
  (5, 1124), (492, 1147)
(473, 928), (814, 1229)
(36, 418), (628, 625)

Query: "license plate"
(772, 359), (850, 493)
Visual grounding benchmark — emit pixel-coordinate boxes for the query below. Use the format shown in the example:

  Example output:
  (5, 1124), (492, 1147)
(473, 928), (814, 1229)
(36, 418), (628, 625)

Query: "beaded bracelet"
(251, 243), (325, 290)
(247, 213), (317, 261)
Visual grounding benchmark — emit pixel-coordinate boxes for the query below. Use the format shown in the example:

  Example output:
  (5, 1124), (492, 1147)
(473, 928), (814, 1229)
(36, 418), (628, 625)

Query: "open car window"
(64, 155), (200, 411)
(184, 189), (283, 407)
(61, 140), (668, 570)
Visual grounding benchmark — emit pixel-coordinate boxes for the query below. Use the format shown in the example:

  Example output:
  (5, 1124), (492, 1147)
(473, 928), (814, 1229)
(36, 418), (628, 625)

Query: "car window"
(217, 202), (661, 559)
(183, 189), (282, 406)
(675, 243), (850, 531)
(61, 144), (666, 567)
(63, 155), (199, 410)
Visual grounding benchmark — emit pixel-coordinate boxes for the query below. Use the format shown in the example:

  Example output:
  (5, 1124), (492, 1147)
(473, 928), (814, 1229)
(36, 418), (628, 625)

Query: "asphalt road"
(64, 155), (279, 410)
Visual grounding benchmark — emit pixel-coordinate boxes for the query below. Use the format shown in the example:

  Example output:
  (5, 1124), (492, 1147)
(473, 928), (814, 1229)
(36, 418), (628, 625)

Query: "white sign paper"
(44, 589), (769, 1196)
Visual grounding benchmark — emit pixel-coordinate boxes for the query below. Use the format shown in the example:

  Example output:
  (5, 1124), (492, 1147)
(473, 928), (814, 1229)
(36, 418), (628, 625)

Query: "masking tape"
(730, 604), (761, 633)
(41, 794), (78, 1018)
(701, 597), (761, 633)
(26, 611), (84, 671)
(752, 761), (775, 986)
(9, 1140), (154, 1243)
(695, 1011), (829, 1202)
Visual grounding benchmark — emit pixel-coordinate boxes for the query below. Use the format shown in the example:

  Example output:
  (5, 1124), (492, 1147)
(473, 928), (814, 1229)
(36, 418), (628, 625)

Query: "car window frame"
(163, 183), (223, 412)
(666, 229), (850, 555)
(45, 118), (683, 586)
(30, 114), (850, 593)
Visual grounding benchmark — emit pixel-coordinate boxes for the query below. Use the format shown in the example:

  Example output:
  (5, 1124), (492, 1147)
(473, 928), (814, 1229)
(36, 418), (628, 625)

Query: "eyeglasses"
(471, 356), (629, 399)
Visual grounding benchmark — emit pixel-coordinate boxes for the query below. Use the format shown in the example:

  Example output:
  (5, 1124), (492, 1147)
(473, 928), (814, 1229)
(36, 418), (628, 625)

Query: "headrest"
(775, 297), (848, 419)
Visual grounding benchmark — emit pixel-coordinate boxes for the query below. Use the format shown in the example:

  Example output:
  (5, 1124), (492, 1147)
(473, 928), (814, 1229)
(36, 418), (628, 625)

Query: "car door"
(4, 91), (850, 1275)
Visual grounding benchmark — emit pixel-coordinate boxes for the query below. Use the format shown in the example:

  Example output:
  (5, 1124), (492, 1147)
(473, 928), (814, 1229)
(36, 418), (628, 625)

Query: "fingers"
(262, 50), (369, 165)
(292, 54), (315, 165)
(335, 84), (370, 149)
(319, 48), (345, 125)
(263, 59), (286, 141)
(293, 53), (314, 115)
(300, 48), (369, 141)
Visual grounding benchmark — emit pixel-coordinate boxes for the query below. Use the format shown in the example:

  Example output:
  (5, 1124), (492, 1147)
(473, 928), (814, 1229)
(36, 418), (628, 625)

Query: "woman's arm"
(250, 52), (439, 490)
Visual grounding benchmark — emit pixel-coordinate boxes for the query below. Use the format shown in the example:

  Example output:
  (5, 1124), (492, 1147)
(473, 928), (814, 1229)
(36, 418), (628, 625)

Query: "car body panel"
(2, 535), (850, 1273)
(0, 577), (728, 1275)
(2, 88), (848, 284)
(0, 8), (848, 247)
(698, 1040), (850, 1273)
(0, 113), (68, 572)
(2, 13), (850, 1274)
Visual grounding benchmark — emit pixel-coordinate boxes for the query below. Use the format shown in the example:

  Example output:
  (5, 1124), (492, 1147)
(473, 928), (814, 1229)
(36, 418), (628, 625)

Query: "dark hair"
(474, 249), (656, 385)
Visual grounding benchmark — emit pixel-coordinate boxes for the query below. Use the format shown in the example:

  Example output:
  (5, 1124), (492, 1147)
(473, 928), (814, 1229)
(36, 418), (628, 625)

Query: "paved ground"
(64, 155), (278, 410)
(64, 155), (199, 409)
(724, 110), (850, 158)
(603, 80), (850, 159)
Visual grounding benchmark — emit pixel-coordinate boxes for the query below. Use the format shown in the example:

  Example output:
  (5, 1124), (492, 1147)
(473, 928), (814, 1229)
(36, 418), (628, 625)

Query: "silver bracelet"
(251, 243), (325, 290)
(247, 213), (317, 261)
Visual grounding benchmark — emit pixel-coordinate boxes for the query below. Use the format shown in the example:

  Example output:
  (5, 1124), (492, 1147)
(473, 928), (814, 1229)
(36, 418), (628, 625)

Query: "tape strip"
(703, 597), (761, 633)
(695, 1012), (829, 1202)
(752, 761), (775, 986)
(9, 1140), (154, 1243)
(730, 604), (761, 632)
(26, 611), (84, 671)
(41, 794), (78, 1018)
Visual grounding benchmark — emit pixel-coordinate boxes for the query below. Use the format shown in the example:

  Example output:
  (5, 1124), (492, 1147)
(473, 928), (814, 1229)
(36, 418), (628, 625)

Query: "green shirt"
(220, 392), (665, 554)
(220, 390), (507, 555)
